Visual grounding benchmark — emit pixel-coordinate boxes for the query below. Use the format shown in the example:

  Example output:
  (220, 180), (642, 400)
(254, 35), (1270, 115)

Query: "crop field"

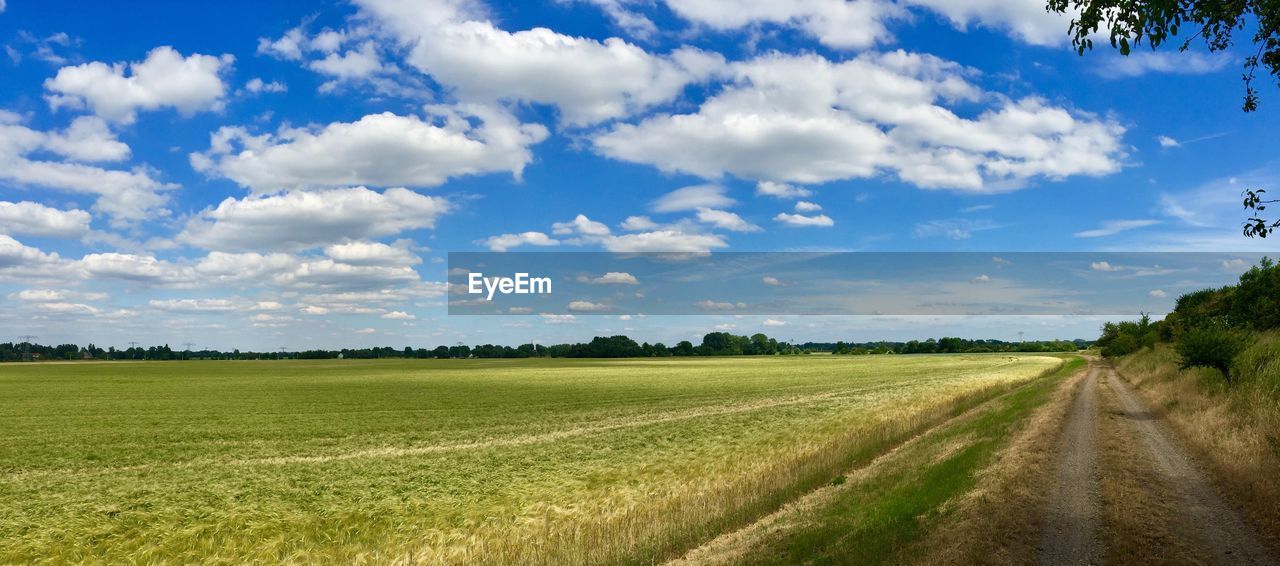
(0, 355), (1063, 564)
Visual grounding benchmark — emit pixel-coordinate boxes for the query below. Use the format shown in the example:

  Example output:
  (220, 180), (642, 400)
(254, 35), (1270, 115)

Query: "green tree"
(1175, 325), (1254, 383)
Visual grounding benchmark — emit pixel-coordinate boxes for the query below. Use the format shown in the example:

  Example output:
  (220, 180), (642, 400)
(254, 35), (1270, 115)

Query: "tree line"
(1097, 258), (1280, 383)
(1, 331), (1085, 363)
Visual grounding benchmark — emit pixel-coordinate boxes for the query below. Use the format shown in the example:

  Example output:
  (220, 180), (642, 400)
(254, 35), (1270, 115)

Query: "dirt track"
(1038, 365), (1103, 564)
(1040, 358), (1274, 564)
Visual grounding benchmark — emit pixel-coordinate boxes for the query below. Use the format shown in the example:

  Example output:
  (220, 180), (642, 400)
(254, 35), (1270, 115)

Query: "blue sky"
(0, 0), (1275, 349)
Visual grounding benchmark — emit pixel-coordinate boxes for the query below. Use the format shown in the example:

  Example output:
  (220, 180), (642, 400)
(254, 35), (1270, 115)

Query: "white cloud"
(1090, 261), (1120, 272)
(480, 231), (560, 252)
(1157, 135), (1180, 148)
(794, 201), (822, 212)
(663, 0), (1074, 48)
(192, 106), (548, 192)
(601, 229), (727, 252)
(9, 288), (107, 302)
(356, 327), (377, 334)
(652, 184), (734, 212)
(541, 313), (578, 324)
(901, 0), (1072, 46)
(620, 215), (659, 231)
(44, 46), (234, 124)
(774, 212), (834, 227)
(568, 300), (609, 312)
(755, 181), (812, 199)
(41, 116), (131, 162)
(590, 271), (639, 284)
(761, 275), (783, 286)
(149, 298), (241, 312)
(1149, 289), (1168, 298)
(696, 299), (737, 311)
(1100, 51), (1231, 78)
(972, 274), (991, 282)
(1074, 219), (1160, 238)
(695, 208), (760, 232)
(663, 0), (901, 49)
(0, 119), (168, 225)
(324, 240), (420, 266)
(552, 214), (611, 236)
(244, 78), (287, 94)
(762, 318), (787, 327)
(179, 187), (450, 251)
(381, 310), (416, 319)
(596, 51), (1125, 192)
(0, 201), (91, 237)
(352, 0), (725, 126)
(309, 41), (384, 80)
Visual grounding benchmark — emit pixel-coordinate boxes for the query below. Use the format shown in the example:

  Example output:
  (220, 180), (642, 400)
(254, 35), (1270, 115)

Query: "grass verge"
(1113, 343), (1280, 552)
(669, 355), (1083, 565)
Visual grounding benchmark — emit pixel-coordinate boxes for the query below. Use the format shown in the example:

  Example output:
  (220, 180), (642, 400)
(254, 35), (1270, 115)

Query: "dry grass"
(909, 357), (1087, 565)
(1113, 344), (1280, 552)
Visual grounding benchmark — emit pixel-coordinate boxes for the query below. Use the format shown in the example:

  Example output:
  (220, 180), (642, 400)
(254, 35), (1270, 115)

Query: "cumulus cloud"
(589, 271), (639, 284)
(1157, 135), (1180, 148)
(324, 240), (420, 266)
(0, 118), (168, 225)
(761, 275), (783, 286)
(480, 231), (560, 251)
(552, 214), (611, 236)
(1149, 289), (1168, 298)
(179, 187), (450, 251)
(662, 0), (901, 49)
(244, 78), (287, 94)
(774, 212), (834, 227)
(191, 106), (548, 192)
(696, 208), (761, 232)
(352, 0), (726, 126)
(44, 46), (234, 124)
(596, 51), (1125, 192)
(620, 215), (659, 231)
(662, 0), (1071, 48)
(651, 184), (734, 212)
(0, 201), (91, 237)
(568, 300), (610, 312)
(794, 201), (822, 212)
(755, 181), (813, 199)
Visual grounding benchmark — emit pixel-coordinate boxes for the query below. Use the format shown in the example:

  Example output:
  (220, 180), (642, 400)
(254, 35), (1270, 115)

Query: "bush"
(1232, 332), (1280, 398)
(1175, 326), (1254, 384)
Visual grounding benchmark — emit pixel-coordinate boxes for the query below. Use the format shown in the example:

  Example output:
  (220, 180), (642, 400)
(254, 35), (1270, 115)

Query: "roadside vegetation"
(1096, 257), (1280, 547)
(0, 355), (1062, 563)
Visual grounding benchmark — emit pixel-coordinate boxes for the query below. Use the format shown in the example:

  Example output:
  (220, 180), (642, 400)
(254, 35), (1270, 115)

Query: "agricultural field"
(0, 355), (1064, 563)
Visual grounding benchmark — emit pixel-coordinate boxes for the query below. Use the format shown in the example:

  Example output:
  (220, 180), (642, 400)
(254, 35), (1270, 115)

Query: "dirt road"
(1038, 365), (1103, 564)
(1040, 358), (1274, 564)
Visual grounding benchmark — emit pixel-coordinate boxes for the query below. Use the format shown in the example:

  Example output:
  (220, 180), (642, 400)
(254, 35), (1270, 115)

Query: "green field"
(0, 355), (1062, 563)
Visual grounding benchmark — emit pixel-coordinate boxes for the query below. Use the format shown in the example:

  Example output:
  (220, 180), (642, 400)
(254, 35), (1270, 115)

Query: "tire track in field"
(1037, 363), (1103, 565)
(3, 387), (866, 480)
(1106, 368), (1274, 564)
(3, 362), (1044, 481)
